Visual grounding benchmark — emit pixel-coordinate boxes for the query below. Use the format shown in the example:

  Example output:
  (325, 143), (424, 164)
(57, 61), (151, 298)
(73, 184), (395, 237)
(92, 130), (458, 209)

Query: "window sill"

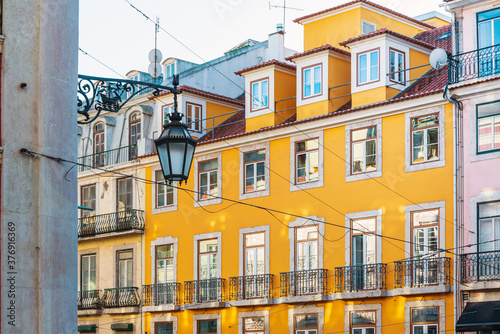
(405, 159), (445, 173)
(228, 298), (275, 307)
(194, 196), (222, 208)
(142, 304), (180, 312)
(239, 188), (270, 201)
(346, 170), (382, 182)
(182, 301), (227, 310)
(290, 179), (323, 192)
(152, 204), (177, 214)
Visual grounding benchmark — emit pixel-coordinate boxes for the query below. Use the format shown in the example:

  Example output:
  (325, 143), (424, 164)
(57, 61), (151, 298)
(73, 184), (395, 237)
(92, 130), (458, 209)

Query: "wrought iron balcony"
(229, 274), (273, 300)
(461, 250), (500, 283)
(78, 209), (144, 237)
(101, 287), (140, 308)
(78, 290), (101, 310)
(394, 257), (451, 288)
(78, 144), (138, 172)
(335, 263), (386, 293)
(142, 283), (180, 306)
(280, 269), (327, 297)
(184, 278), (225, 304)
(449, 44), (500, 84)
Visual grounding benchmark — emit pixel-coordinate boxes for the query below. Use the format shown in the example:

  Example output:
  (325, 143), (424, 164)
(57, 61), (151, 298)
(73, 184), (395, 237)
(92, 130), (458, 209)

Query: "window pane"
(295, 315), (318, 329)
(198, 320), (217, 333)
(413, 210), (439, 226)
(297, 226), (318, 240)
(412, 114), (439, 129)
(157, 245), (173, 258)
(351, 311), (376, 326)
(309, 151), (319, 181)
(200, 239), (218, 253)
(245, 150), (265, 163)
(478, 8), (500, 22)
(156, 322), (173, 334)
(304, 68), (311, 97)
(200, 159), (217, 172)
(244, 317), (265, 330)
(245, 233), (265, 246)
(359, 54), (367, 83)
(370, 51), (379, 81)
(413, 326), (424, 334)
(352, 218), (376, 233)
(479, 201), (500, 218)
(478, 101), (500, 118)
(412, 308), (438, 323)
(296, 139), (319, 152)
(478, 118), (493, 151)
(313, 66), (321, 95)
(352, 126), (376, 141)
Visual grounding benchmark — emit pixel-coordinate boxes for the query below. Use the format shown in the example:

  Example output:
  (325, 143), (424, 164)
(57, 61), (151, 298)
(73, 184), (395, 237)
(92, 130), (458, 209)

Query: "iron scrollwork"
(77, 74), (181, 124)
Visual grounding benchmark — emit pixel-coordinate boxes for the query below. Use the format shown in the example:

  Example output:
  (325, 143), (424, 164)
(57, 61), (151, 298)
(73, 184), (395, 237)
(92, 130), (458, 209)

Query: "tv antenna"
(148, 16), (162, 84)
(268, 1), (303, 34)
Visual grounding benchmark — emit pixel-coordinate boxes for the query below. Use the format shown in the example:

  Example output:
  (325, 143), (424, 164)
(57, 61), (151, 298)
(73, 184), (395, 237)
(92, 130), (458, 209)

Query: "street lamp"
(154, 75), (197, 184)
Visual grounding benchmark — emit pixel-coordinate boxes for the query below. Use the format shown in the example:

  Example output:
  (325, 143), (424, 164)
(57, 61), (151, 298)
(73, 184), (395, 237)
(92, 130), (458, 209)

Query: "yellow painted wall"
(274, 70), (297, 124)
(423, 17), (450, 28)
(206, 102), (242, 132)
(296, 100), (329, 120)
(246, 113), (276, 132)
(351, 86), (400, 107)
(327, 56), (351, 112)
(409, 49), (432, 83)
(303, 6), (427, 51)
(142, 102), (455, 333)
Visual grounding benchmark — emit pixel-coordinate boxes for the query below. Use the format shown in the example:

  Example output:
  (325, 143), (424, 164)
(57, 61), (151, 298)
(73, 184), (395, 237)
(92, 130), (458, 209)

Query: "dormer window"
(251, 79), (269, 111)
(358, 49), (379, 85)
(303, 64), (322, 98)
(165, 62), (176, 78)
(362, 21), (376, 34)
(389, 49), (405, 84)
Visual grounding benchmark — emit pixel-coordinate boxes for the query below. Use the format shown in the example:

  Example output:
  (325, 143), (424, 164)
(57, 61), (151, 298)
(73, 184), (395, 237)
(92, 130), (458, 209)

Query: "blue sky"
(79, 0), (449, 78)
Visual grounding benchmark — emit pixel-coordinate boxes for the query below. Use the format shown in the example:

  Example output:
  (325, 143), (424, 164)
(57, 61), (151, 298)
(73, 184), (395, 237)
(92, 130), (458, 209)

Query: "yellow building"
(141, 1), (456, 334)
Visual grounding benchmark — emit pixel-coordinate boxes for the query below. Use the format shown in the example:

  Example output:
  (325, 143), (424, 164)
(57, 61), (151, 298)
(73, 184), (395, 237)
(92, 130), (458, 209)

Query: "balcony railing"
(229, 274), (273, 300)
(142, 283), (180, 306)
(461, 250), (500, 283)
(184, 278), (225, 304)
(394, 257), (451, 288)
(449, 44), (500, 84)
(78, 290), (101, 310)
(78, 144), (138, 172)
(280, 269), (327, 297)
(101, 287), (140, 308)
(78, 209), (145, 237)
(335, 263), (386, 293)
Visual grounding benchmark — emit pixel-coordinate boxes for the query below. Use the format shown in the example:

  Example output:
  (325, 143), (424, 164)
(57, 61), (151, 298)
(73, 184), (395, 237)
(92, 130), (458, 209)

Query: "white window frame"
(345, 210), (383, 267)
(251, 79), (269, 111)
(239, 310), (270, 334)
(405, 202), (446, 258)
(162, 104), (174, 127)
(78, 178), (99, 218)
(404, 299), (445, 334)
(289, 216), (324, 271)
(113, 243), (137, 288)
(150, 314), (178, 334)
(152, 165), (178, 214)
(193, 153), (222, 207)
(288, 305), (324, 334)
(345, 119), (382, 182)
(290, 131), (324, 192)
(357, 49), (379, 85)
(193, 232), (222, 280)
(405, 106), (445, 173)
(166, 62), (176, 78)
(193, 314), (221, 334)
(389, 49), (406, 84)
(361, 20), (376, 34)
(186, 102), (202, 133)
(345, 304), (382, 334)
(239, 226), (270, 276)
(78, 247), (100, 291)
(239, 143), (270, 200)
(150, 236), (178, 284)
(469, 189), (500, 253)
(302, 64), (322, 99)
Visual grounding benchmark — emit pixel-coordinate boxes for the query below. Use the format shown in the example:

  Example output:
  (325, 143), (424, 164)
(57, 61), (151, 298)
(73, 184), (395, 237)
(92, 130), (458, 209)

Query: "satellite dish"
(148, 49), (163, 63)
(148, 62), (162, 78)
(429, 48), (448, 70)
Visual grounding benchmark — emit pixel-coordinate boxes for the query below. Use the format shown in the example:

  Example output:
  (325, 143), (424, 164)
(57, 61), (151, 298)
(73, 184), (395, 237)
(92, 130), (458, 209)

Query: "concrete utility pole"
(0, 0), (79, 333)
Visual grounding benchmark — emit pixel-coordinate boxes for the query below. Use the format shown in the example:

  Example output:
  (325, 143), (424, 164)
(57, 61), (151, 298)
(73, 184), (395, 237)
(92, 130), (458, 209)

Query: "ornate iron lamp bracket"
(77, 74), (182, 124)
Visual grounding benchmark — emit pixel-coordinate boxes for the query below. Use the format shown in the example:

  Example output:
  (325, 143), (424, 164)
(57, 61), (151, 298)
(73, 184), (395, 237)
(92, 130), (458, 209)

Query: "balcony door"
(198, 239), (218, 301)
(93, 122), (105, 167)
(156, 245), (174, 304)
(478, 8), (500, 76)
(412, 210), (439, 285)
(129, 112), (141, 160)
(478, 201), (500, 279)
(244, 232), (265, 298)
(352, 218), (376, 290)
(296, 226), (319, 294)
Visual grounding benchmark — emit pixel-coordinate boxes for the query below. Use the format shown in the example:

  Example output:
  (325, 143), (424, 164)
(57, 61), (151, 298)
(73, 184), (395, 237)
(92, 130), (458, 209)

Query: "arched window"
(129, 112), (141, 160)
(93, 122), (105, 167)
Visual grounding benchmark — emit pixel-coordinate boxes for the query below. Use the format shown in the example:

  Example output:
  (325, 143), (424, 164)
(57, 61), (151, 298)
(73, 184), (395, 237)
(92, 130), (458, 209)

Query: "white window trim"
(345, 209), (383, 266)
(469, 97), (500, 162)
(239, 142), (270, 200)
(361, 20), (376, 34)
(193, 152), (222, 207)
(251, 79), (269, 110)
(405, 201), (446, 258)
(289, 216), (324, 271)
(239, 310), (270, 334)
(239, 225), (270, 276)
(186, 102), (203, 133)
(389, 49), (406, 84)
(290, 131), (324, 192)
(193, 313), (221, 334)
(405, 106), (446, 172)
(303, 64), (322, 99)
(152, 165), (178, 214)
(358, 50), (380, 85)
(404, 299), (445, 334)
(78, 247), (100, 290)
(344, 303), (382, 334)
(469, 189), (500, 253)
(114, 176), (137, 212)
(113, 243), (137, 287)
(78, 178), (99, 218)
(150, 314), (178, 334)
(288, 304), (324, 334)
(345, 118), (383, 182)
(193, 232), (222, 279)
(150, 236), (178, 284)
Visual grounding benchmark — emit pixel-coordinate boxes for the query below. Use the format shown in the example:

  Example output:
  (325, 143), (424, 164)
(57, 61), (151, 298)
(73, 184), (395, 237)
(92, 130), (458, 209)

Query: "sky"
(78, 0), (449, 78)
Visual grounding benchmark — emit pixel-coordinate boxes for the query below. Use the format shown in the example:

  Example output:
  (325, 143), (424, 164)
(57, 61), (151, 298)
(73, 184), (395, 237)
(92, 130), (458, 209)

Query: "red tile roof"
(235, 59), (296, 76)
(197, 109), (246, 143)
(293, 0), (434, 29)
(339, 28), (435, 49)
(413, 25), (452, 52)
(285, 44), (351, 61)
(150, 85), (245, 106)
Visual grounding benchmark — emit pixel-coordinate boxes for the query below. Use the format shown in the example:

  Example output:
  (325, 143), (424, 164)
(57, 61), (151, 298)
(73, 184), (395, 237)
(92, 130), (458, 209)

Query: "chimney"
(268, 26), (285, 61)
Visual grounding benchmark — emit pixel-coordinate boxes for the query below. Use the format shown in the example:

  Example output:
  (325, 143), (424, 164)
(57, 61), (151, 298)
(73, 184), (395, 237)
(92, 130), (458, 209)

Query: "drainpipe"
(444, 82), (464, 324)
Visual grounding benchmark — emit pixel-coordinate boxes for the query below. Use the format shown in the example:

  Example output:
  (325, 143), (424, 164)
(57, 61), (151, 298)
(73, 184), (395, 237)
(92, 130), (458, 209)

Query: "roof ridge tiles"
(235, 59), (296, 76)
(285, 44), (351, 61)
(339, 28), (436, 49)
